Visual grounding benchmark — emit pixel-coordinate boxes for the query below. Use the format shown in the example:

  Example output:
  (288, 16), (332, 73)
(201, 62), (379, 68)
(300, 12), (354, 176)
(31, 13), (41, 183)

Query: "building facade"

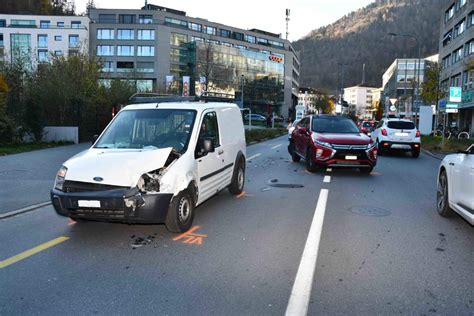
(343, 85), (375, 118)
(382, 56), (437, 118)
(0, 14), (89, 64)
(88, 5), (300, 118)
(439, 0), (474, 135)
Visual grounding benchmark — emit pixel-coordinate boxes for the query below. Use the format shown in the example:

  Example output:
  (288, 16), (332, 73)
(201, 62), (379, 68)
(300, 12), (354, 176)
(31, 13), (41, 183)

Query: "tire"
(359, 167), (373, 174)
(305, 148), (318, 173)
(458, 132), (470, 140)
(437, 171), (453, 217)
(229, 158), (245, 195)
(165, 190), (195, 233)
(377, 140), (384, 156)
(289, 142), (301, 162)
(411, 150), (420, 158)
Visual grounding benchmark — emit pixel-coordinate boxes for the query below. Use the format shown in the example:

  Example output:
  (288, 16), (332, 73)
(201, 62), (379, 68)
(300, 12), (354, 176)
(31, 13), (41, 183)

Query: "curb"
(421, 149), (443, 161)
(0, 201), (51, 220)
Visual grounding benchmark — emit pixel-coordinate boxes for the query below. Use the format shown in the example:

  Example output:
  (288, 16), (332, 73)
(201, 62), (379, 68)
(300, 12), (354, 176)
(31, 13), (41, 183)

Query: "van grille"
(63, 181), (128, 193)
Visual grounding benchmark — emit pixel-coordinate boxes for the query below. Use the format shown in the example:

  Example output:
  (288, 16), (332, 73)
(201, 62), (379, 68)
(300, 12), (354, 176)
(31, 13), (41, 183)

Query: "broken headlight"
(137, 169), (163, 193)
(54, 166), (68, 191)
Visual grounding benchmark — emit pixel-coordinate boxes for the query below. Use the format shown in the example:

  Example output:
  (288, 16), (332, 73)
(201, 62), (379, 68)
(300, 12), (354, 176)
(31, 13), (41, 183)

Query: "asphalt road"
(0, 136), (472, 315)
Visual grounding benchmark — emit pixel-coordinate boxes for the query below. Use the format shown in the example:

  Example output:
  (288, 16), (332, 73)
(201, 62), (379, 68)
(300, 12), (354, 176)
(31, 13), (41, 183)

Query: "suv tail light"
(416, 130), (420, 137)
(381, 128), (388, 136)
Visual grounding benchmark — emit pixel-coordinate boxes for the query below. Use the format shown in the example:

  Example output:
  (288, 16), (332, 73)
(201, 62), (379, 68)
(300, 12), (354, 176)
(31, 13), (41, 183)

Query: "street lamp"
(241, 74), (245, 108)
(388, 32), (422, 126)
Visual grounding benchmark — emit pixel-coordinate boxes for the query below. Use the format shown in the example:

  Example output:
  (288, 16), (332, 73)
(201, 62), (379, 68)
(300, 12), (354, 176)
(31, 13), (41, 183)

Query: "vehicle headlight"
(314, 139), (333, 149)
(54, 166), (67, 191)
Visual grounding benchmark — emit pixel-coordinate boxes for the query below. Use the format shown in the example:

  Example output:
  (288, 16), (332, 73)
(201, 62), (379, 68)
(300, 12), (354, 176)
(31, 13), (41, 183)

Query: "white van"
(50, 102), (246, 232)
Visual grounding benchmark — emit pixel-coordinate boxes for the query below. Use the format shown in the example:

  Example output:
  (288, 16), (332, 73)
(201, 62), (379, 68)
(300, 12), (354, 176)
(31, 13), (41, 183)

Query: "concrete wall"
(43, 126), (79, 144)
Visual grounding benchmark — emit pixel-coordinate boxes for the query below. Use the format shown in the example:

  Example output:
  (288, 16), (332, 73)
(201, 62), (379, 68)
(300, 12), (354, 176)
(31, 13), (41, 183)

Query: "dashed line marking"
(323, 176), (331, 183)
(286, 189), (329, 316)
(246, 153), (261, 161)
(271, 144), (282, 150)
(0, 236), (69, 269)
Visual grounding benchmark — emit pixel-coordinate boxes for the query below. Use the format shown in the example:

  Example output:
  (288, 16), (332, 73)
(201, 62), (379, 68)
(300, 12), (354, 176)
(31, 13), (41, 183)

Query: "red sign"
(269, 55), (283, 63)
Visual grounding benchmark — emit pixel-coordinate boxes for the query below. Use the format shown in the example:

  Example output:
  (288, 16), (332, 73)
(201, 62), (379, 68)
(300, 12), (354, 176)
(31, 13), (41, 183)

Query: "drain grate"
(349, 206), (391, 217)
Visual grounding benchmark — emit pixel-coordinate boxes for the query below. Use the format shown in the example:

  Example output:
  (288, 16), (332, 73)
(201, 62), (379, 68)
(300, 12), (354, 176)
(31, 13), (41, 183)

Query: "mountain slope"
(292, 0), (449, 92)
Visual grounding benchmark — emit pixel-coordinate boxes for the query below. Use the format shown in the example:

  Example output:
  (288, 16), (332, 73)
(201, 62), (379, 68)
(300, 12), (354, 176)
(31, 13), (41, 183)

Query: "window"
(450, 73), (462, 87)
(222, 42), (232, 47)
(69, 35), (79, 48)
(442, 54), (451, 69)
(54, 35), (62, 41)
(38, 35), (47, 48)
(97, 29), (114, 40)
(117, 45), (134, 56)
(11, 34), (31, 60)
(170, 33), (187, 46)
(196, 112), (220, 157)
(232, 32), (244, 41)
(452, 46), (463, 63)
(465, 40), (474, 56)
(38, 50), (48, 62)
(116, 61), (134, 72)
(453, 19), (466, 38)
(0, 34), (3, 47)
(443, 30), (452, 46)
(0, 20), (6, 27)
(137, 45), (154, 56)
(71, 21), (81, 28)
(220, 29), (231, 38)
(54, 50), (63, 56)
(98, 14), (116, 23)
(40, 21), (50, 28)
(468, 11), (474, 28)
(170, 48), (188, 63)
(137, 29), (155, 40)
(387, 121), (415, 130)
(234, 44), (246, 49)
(117, 29), (134, 40)
(189, 22), (202, 32)
(269, 40), (284, 49)
(204, 25), (216, 35)
(101, 61), (114, 72)
(208, 39), (219, 45)
(97, 45), (114, 56)
(139, 15), (153, 24)
(244, 34), (256, 44)
(191, 36), (204, 42)
(445, 5), (454, 22)
(165, 17), (188, 28)
(119, 14), (135, 24)
(258, 37), (269, 45)
(136, 80), (153, 92)
(57, 21), (64, 28)
(137, 62), (154, 73)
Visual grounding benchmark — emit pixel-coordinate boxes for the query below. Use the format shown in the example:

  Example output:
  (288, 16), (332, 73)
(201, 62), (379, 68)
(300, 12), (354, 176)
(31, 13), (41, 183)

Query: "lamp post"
(388, 32), (421, 126)
(241, 74), (245, 109)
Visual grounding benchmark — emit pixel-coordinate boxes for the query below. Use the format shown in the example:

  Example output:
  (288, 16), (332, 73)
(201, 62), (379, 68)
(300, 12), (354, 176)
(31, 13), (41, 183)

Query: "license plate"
(78, 200), (101, 208)
(345, 155), (358, 160)
(395, 132), (409, 137)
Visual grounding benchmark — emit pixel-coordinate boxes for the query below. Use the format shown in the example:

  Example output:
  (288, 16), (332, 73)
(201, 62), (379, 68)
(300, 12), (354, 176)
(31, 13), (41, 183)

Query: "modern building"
(298, 88), (320, 114)
(0, 14), (89, 64)
(88, 4), (300, 118)
(438, 0), (474, 135)
(343, 85), (375, 118)
(382, 55), (437, 118)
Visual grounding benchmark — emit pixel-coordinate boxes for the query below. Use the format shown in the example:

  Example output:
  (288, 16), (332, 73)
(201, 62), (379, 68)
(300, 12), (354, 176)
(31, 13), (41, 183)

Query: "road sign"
(449, 87), (462, 102)
(446, 109), (459, 113)
(446, 103), (459, 109)
(390, 105), (397, 112)
(389, 98), (397, 106)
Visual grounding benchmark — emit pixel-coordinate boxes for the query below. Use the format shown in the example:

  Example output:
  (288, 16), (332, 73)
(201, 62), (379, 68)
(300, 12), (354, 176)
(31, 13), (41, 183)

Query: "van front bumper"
(50, 188), (173, 223)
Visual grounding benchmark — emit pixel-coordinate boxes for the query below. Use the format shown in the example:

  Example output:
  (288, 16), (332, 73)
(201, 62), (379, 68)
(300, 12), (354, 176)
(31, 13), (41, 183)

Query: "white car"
(288, 119), (300, 140)
(371, 119), (421, 158)
(51, 102), (246, 232)
(437, 144), (474, 225)
(244, 114), (267, 122)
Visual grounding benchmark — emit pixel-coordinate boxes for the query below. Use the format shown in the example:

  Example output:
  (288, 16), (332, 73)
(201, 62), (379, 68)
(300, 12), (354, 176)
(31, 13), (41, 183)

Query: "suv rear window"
(387, 121), (415, 130)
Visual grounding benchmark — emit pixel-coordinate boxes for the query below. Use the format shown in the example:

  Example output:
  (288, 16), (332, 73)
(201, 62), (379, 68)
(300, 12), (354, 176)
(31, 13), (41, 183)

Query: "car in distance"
(288, 119), (301, 140)
(51, 102), (246, 233)
(360, 121), (376, 136)
(436, 144), (474, 225)
(288, 115), (378, 174)
(371, 119), (421, 158)
(244, 113), (267, 122)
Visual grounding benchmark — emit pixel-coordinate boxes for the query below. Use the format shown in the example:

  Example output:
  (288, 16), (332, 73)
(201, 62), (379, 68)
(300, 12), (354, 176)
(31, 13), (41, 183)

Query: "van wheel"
(165, 190), (195, 233)
(229, 158), (245, 195)
(289, 142), (300, 162)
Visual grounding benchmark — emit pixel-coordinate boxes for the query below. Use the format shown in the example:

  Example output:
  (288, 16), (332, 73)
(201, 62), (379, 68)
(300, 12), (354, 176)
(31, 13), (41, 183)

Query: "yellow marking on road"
(0, 236), (69, 269)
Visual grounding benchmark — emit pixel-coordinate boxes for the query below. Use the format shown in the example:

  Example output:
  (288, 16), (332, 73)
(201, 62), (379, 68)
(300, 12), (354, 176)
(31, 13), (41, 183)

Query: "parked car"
(244, 114), (267, 122)
(288, 119), (301, 140)
(51, 102), (247, 232)
(360, 121), (376, 136)
(288, 115), (377, 174)
(436, 144), (474, 225)
(371, 119), (421, 158)
(272, 115), (284, 122)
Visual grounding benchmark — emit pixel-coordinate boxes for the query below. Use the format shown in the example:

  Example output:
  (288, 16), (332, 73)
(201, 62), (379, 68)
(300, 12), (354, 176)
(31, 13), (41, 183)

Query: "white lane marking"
(323, 176), (331, 183)
(271, 144), (282, 150)
(326, 168), (332, 172)
(0, 201), (51, 220)
(286, 189), (329, 316)
(246, 153), (262, 161)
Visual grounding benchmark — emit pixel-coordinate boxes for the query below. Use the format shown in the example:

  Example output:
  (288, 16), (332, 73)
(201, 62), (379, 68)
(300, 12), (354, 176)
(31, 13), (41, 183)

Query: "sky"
(74, 0), (375, 41)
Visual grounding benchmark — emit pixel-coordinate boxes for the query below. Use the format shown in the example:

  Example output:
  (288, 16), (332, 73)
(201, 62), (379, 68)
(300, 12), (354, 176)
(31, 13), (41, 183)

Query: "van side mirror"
(203, 137), (215, 153)
(92, 134), (99, 144)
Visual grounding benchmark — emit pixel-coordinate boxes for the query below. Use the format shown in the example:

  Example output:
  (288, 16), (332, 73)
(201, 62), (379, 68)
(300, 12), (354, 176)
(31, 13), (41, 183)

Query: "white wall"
(43, 126), (79, 144)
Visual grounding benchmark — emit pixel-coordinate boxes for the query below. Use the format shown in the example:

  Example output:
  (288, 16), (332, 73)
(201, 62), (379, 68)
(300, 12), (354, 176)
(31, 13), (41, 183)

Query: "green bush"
(0, 115), (15, 144)
(421, 136), (473, 153)
(245, 128), (287, 144)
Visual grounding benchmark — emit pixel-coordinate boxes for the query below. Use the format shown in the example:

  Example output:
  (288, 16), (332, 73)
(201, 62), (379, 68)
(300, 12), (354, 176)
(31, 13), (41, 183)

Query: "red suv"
(288, 115), (378, 174)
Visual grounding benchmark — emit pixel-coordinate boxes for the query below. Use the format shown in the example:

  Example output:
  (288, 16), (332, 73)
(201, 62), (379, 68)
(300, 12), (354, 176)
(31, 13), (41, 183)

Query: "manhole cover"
(267, 179), (304, 189)
(349, 206), (391, 217)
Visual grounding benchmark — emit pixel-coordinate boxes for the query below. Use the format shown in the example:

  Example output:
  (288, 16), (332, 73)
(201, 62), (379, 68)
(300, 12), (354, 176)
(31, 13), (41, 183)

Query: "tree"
(420, 63), (444, 106)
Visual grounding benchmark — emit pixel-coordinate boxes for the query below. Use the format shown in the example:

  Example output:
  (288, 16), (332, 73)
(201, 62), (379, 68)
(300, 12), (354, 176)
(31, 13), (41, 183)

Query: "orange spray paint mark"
(173, 226), (207, 246)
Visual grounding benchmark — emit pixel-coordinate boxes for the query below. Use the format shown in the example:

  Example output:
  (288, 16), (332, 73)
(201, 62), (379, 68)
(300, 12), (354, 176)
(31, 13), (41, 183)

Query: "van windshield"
(94, 109), (196, 152)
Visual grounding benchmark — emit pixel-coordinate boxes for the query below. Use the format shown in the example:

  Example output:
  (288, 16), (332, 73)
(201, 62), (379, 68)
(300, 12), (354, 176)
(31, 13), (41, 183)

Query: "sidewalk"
(0, 143), (90, 214)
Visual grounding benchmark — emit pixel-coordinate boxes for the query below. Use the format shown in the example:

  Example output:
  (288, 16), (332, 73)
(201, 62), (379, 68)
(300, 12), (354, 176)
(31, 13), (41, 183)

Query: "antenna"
(362, 63), (366, 85)
(145, 0), (148, 7)
(285, 9), (290, 40)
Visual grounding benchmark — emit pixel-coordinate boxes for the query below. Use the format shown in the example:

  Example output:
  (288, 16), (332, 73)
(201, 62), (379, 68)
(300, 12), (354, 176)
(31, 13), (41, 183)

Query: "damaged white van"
(50, 101), (246, 232)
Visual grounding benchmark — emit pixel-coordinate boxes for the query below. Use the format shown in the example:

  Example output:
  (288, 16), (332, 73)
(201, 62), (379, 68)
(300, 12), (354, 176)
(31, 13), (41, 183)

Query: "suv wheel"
(165, 189), (195, 233)
(306, 148), (318, 173)
(289, 142), (301, 162)
(229, 158), (245, 195)
(437, 171), (453, 217)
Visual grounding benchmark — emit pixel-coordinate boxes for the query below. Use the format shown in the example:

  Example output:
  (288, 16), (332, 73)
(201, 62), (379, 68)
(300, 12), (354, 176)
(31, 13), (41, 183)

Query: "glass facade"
(10, 34), (31, 62)
(97, 29), (114, 40)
